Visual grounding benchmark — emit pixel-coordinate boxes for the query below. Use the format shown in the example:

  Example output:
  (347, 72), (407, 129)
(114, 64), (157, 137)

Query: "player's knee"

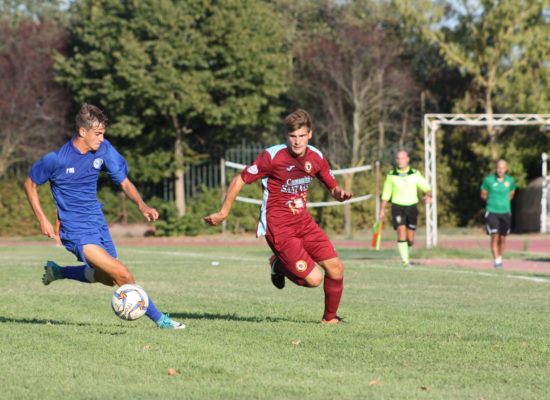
(114, 269), (134, 286)
(305, 268), (323, 287)
(307, 276), (323, 287)
(326, 259), (344, 280)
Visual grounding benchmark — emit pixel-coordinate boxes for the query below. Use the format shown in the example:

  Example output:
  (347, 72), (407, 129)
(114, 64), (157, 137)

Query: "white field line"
(355, 262), (550, 284)
(122, 248), (262, 262)
(122, 248), (550, 284)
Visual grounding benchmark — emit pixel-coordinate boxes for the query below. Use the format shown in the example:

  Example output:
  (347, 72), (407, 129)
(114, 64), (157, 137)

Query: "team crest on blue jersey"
(93, 158), (104, 169)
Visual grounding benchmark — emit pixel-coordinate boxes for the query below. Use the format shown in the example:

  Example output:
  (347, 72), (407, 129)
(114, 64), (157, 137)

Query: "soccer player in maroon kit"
(204, 109), (352, 324)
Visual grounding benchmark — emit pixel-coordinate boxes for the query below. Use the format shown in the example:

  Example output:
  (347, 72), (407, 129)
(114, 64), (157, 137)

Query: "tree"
(0, 0), (68, 25)
(396, 0), (549, 160)
(293, 1), (418, 235)
(55, 0), (289, 215)
(0, 18), (70, 178)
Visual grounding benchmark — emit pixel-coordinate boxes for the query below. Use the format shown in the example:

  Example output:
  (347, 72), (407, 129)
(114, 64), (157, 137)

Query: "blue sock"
(145, 297), (163, 323)
(60, 265), (93, 283)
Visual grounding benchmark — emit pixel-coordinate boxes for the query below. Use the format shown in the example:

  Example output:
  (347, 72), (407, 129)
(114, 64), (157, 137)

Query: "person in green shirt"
(379, 150), (432, 268)
(480, 159), (516, 269)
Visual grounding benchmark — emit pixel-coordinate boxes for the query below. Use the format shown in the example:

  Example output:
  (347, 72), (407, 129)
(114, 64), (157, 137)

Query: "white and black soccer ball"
(111, 284), (149, 321)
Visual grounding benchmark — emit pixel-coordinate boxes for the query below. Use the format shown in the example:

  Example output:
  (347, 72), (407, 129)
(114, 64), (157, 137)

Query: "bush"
(0, 177), (57, 236)
(152, 183), (261, 236)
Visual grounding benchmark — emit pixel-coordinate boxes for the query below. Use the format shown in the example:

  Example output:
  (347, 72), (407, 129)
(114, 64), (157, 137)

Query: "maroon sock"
(323, 277), (343, 320)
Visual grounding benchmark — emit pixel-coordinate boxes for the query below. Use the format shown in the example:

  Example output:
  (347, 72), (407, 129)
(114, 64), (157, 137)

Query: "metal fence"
(182, 143), (265, 199)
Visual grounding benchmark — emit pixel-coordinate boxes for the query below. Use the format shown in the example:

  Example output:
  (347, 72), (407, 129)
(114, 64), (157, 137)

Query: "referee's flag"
(371, 221), (382, 250)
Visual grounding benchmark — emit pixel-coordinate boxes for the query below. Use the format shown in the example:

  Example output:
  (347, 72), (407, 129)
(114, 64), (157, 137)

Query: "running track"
(1, 235), (549, 274)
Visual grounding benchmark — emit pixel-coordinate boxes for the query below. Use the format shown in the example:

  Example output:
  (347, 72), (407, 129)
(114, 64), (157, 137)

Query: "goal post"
(424, 114), (550, 248)
(541, 152), (550, 233)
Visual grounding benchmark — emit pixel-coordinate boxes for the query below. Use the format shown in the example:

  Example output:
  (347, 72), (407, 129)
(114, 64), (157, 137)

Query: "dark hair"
(75, 104), (109, 130)
(284, 109), (312, 133)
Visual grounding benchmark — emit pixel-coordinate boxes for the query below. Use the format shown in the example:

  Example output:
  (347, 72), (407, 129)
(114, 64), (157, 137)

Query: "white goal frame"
(424, 113), (550, 248)
(541, 152), (550, 233)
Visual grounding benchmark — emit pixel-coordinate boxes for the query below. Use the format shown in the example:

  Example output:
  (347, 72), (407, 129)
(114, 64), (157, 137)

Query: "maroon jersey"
(240, 144), (337, 236)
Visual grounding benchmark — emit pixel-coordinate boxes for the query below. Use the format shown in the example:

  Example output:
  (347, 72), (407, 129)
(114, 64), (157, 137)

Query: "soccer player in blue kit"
(23, 104), (185, 329)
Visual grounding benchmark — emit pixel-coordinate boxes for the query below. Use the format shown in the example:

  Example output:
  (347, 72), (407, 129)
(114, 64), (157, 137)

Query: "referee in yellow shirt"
(379, 150), (432, 268)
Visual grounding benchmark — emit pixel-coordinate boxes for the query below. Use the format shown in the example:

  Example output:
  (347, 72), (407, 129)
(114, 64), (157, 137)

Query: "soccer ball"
(111, 284), (149, 321)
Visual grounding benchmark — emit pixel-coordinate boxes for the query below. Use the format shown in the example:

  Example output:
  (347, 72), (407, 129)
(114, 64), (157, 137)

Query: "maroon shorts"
(265, 218), (338, 279)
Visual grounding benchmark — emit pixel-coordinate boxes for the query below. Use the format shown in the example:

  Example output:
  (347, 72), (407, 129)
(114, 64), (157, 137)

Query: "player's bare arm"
(424, 190), (433, 204)
(379, 199), (388, 219)
(330, 186), (353, 202)
(204, 174), (246, 226)
(509, 190), (515, 200)
(480, 189), (488, 201)
(23, 177), (56, 239)
(120, 178), (159, 221)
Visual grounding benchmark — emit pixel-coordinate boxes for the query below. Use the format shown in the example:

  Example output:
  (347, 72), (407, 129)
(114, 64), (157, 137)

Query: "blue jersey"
(29, 138), (128, 235)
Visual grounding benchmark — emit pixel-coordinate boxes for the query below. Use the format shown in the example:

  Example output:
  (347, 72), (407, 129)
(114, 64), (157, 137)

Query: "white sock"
(84, 266), (96, 283)
(495, 256), (502, 264)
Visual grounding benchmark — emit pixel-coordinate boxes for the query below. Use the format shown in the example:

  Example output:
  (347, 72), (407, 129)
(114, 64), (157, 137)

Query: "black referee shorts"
(391, 204), (418, 230)
(485, 212), (511, 236)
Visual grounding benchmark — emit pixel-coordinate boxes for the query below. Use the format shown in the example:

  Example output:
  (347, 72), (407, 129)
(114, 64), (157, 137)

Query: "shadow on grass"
(525, 258), (550, 262)
(167, 312), (317, 324)
(0, 315), (94, 327)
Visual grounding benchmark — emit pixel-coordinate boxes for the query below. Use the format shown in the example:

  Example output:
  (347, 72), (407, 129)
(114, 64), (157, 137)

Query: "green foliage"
(0, 177), (57, 236)
(97, 184), (145, 225)
(54, 0), (290, 182)
(153, 178), (263, 236)
(0, 0), (68, 24)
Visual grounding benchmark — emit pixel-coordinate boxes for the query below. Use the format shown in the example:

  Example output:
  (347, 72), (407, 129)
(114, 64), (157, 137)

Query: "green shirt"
(480, 174), (516, 213)
(382, 167), (431, 206)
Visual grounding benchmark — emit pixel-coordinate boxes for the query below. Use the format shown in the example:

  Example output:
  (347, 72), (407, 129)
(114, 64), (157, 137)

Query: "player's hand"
(39, 219), (56, 240)
(425, 196), (432, 205)
(331, 187), (353, 202)
(203, 212), (227, 226)
(140, 205), (159, 221)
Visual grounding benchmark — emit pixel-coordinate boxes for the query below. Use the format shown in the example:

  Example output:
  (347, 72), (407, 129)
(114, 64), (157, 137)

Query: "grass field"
(1, 242), (550, 399)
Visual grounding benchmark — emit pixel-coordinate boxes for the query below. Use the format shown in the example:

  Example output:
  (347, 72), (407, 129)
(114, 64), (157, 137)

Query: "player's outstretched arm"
(203, 174), (246, 226)
(23, 177), (56, 239)
(120, 178), (159, 221)
(330, 186), (353, 202)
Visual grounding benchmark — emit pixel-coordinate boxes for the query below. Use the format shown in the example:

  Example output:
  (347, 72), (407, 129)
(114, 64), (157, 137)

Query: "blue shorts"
(61, 224), (117, 267)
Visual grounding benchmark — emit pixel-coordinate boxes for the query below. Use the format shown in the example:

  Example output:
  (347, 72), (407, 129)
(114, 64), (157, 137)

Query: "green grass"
(1, 244), (550, 399)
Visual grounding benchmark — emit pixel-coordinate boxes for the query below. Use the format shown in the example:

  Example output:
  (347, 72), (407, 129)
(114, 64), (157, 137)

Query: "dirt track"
(1, 234), (548, 274)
